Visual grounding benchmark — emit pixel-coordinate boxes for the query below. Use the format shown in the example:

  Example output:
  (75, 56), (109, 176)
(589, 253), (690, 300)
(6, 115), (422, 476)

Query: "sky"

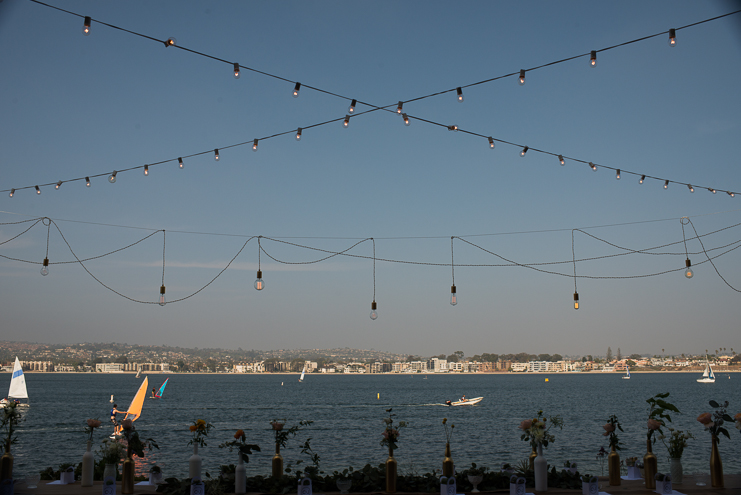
(1, 0), (740, 358)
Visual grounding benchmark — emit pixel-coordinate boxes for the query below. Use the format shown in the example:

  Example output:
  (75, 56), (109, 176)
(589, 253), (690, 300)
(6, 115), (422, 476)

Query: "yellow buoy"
(377, 393), (380, 399)
(545, 378), (549, 382)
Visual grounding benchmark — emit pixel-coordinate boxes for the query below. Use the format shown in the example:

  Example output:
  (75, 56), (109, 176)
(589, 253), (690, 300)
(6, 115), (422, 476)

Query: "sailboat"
(622, 367), (631, 379)
(112, 377), (148, 436)
(697, 359), (715, 383)
(151, 378), (169, 399)
(135, 369), (142, 378)
(299, 364), (306, 382)
(1, 357), (28, 407)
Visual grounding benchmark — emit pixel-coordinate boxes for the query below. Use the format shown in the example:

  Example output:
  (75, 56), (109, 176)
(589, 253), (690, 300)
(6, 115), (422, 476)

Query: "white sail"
(299, 365), (306, 382)
(702, 363), (710, 377)
(8, 357), (28, 399)
(709, 366), (715, 379)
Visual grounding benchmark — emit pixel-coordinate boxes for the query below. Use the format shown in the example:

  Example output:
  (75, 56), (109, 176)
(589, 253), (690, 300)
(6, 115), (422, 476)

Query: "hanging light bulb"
(296, 128), (302, 141)
(488, 137), (495, 149)
(728, 191), (735, 197)
(589, 162), (597, 171)
(108, 171), (117, 183)
(616, 169), (621, 180)
(253, 139), (258, 151)
(85, 177), (91, 187)
(159, 285), (166, 306)
(293, 82), (301, 98)
(56, 181), (63, 189)
(348, 99), (357, 114)
(708, 188), (716, 194)
(178, 157), (184, 169)
(370, 300), (378, 320)
(640, 175), (645, 184)
(573, 292), (579, 310)
(558, 155), (565, 165)
(590, 50), (597, 67)
(450, 285), (457, 306)
(396, 101), (403, 114)
(402, 113), (410, 126)
(41, 257), (49, 276)
(165, 37), (176, 47)
(448, 124), (458, 131)
(9, 189), (14, 198)
(520, 146), (528, 157)
(688, 184), (694, 193)
(343, 115), (350, 128)
(83, 16), (91, 36)
(518, 69), (526, 86)
(254, 270), (264, 290)
(684, 259), (694, 279)
(456, 87), (464, 102)
(664, 180), (669, 189)
(144, 165), (149, 176)
(214, 149), (220, 161)
(35, 185), (41, 194)
(669, 28), (676, 47)
(233, 63), (240, 79)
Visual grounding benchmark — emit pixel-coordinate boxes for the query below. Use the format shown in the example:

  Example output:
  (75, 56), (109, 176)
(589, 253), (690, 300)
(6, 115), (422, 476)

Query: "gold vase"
(643, 438), (657, 490)
(710, 435), (723, 488)
(529, 444), (537, 471)
(272, 444), (283, 479)
(121, 452), (135, 494)
(608, 445), (621, 486)
(0, 445), (12, 482)
(442, 442), (454, 477)
(385, 445), (397, 493)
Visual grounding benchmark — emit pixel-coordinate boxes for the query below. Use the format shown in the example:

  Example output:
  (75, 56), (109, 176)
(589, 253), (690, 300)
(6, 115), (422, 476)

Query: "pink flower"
(603, 423), (615, 434)
(519, 420), (533, 430)
(647, 419), (661, 430)
(121, 419), (133, 430)
(271, 422), (284, 431)
(696, 412), (712, 425)
(734, 412), (741, 422)
(87, 419), (102, 429)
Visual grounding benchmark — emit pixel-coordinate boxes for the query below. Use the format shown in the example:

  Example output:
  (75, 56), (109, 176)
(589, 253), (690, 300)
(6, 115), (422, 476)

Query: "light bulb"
(448, 125), (458, 131)
(402, 113), (410, 126)
(35, 185), (41, 194)
(293, 82), (301, 98)
(573, 292), (579, 310)
(397, 101), (403, 114)
(590, 50), (597, 67)
(144, 165), (149, 176)
(159, 285), (166, 306)
(214, 149), (220, 161)
(518, 69), (526, 86)
(253, 139), (258, 152)
(233, 63), (240, 79)
(41, 257), (49, 276)
(348, 99), (357, 114)
(520, 146), (528, 157)
(684, 259), (694, 279)
(664, 180), (669, 189)
(488, 137), (495, 149)
(296, 128), (302, 141)
(9, 189), (14, 198)
(450, 285), (457, 306)
(589, 162), (597, 171)
(370, 301), (378, 320)
(108, 171), (117, 183)
(343, 115), (350, 128)
(688, 184), (694, 193)
(616, 169), (620, 180)
(83, 16), (91, 36)
(728, 191), (735, 198)
(669, 28), (676, 47)
(254, 270), (264, 290)
(456, 87), (463, 102)
(708, 188), (716, 194)
(85, 177), (91, 187)
(165, 37), (176, 47)
(639, 175), (645, 184)
(558, 155), (565, 165)
(56, 181), (62, 189)
(178, 157), (184, 169)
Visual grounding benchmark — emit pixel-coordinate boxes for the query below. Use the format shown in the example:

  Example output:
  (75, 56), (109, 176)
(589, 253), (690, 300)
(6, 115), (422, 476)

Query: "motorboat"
(446, 396), (483, 406)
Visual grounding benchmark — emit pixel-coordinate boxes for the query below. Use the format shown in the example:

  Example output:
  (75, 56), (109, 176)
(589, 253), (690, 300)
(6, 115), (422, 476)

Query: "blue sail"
(155, 378), (169, 398)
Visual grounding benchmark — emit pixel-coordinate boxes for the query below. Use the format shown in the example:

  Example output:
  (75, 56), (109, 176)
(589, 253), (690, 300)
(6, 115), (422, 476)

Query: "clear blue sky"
(1, 0), (739, 358)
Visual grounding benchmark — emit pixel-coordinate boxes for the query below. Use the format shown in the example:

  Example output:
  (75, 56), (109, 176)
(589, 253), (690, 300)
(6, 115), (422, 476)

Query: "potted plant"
(380, 408), (407, 494)
(465, 463), (484, 493)
(644, 393), (679, 489)
(98, 439), (126, 481)
(187, 418), (213, 479)
(270, 419), (312, 479)
(602, 414), (623, 486)
(518, 410), (563, 492)
(696, 399), (734, 488)
(219, 429), (260, 494)
(81, 418), (102, 486)
(660, 427), (692, 484)
(149, 465), (163, 485)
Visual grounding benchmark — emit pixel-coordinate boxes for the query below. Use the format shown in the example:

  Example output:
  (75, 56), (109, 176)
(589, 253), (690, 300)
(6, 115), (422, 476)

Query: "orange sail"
(124, 377), (148, 422)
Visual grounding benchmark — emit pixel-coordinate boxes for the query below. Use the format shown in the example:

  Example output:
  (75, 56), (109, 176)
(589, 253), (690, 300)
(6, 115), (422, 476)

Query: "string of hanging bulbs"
(3, 214), (739, 316)
(8, 2), (739, 198)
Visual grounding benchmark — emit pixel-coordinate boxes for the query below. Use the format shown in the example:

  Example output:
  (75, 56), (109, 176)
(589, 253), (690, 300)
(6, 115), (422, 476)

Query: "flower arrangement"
(645, 392), (679, 443)
(624, 456), (637, 467)
(0, 400), (22, 451)
(188, 418), (214, 447)
(442, 418), (454, 444)
(271, 419), (312, 449)
(518, 410), (563, 448)
(218, 429), (261, 463)
(85, 418), (102, 442)
(660, 427), (693, 459)
(696, 400), (734, 441)
(99, 439), (126, 465)
(380, 408), (407, 452)
(603, 414), (623, 450)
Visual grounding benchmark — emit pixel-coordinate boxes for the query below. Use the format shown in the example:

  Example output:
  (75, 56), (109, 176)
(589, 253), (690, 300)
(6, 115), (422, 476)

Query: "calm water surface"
(5, 372), (740, 479)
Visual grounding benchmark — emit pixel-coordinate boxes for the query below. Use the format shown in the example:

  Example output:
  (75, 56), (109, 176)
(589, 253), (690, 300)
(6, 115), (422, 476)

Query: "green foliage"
(703, 400), (735, 442)
(646, 392), (680, 441)
(0, 400), (23, 449)
(603, 414), (623, 450)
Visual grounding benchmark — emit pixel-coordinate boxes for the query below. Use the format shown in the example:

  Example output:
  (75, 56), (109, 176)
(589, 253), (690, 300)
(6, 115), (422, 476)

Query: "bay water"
(5, 372), (740, 479)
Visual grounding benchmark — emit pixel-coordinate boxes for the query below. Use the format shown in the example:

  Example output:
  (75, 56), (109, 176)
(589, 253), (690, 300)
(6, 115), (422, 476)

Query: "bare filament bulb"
(558, 155), (565, 165)
(144, 165), (149, 176)
(397, 101), (403, 114)
(348, 99), (356, 114)
(402, 113), (410, 126)
(669, 28), (676, 47)
(41, 257), (49, 276)
(456, 87), (463, 102)
(9, 189), (14, 198)
(254, 270), (264, 290)
(573, 292), (579, 310)
(108, 171), (117, 183)
(293, 82), (301, 98)
(590, 50), (597, 67)
(159, 285), (166, 306)
(370, 301), (378, 320)
(520, 146), (528, 157)
(343, 115), (350, 128)
(450, 285), (457, 306)
(589, 162), (597, 171)
(684, 259), (694, 279)
(518, 69), (526, 86)
(56, 181), (62, 189)
(178, 158), (184, 169)
(664, 180), (669, 190)
(214, 149), (220, 161)
(35, 185), (41, 194)
(296, 128), (302, 141)
(616, 169), (620, 180)
(639, 175), (645, 184)
(86, 177), (91, 187)
(233, 63), (240, 79)
(253, 139), (258, 151)
(83, 16), (91, 36)
(488, 137), (495, 149)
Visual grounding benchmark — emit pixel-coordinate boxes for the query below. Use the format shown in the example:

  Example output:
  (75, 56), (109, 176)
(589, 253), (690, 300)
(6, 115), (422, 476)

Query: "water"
(5, 372), (740, 479)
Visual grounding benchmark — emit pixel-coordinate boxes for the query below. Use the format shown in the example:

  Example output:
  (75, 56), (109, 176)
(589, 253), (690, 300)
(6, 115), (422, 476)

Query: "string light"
(448, 124), (458, 131)
(488, 137), (495, 149)
(108, 171), (117, 183)
(41, 257), (49, 276)
(589, 162), (597, 171)
(56, 181), (63, 189)
(82, 16), (91, 36)
(370, 300), (378, 320)
(669, 28), (677, 47)
(664, 180), (669, 189)
(590, 50), (597, 67)
(165, 37), (176, 47)
(728, 192), (736, 197)
(178, 158), (184, 169)
(296, 128), (302, 141)
(86, 177), (91, 187)
(518, 69), (526, 86)
(640, 175), (645, 184)
(293, 82), (301, 98)
(144, 165), (149, 176)
(456, 87), (464, 102)
(520, 146), (528, 157)
(402, 113), (410, 126)
(159, 285), (166, 305)
(348, 99), (357, 114)
(397, 101), (403, 114)
(558, 155), (565, 165)
(343, 115), (350, 128)
(254, 270), (264, 290)
(684, 259), (694, 279)
(233, 63), (240, 79)
(214, 149), (220, 161)
(450, 285), (457, 306)
(35, 185), (41, 194)
(9, 189), (14, 198)
(616, 169), (621, 180)
(573, 292), (579, 310)
(708, 188), (716, 194)
(688, 184), (694, 193)
(253, 139), (259, 151)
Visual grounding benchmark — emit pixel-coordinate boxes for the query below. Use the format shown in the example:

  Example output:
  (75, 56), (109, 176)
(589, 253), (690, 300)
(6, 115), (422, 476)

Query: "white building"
(511, 363), (528, 372)
(528, 361), (548, 372)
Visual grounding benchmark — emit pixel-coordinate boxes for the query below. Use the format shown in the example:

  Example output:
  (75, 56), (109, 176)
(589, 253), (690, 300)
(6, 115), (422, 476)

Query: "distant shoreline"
(9, 369), (740, 375)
